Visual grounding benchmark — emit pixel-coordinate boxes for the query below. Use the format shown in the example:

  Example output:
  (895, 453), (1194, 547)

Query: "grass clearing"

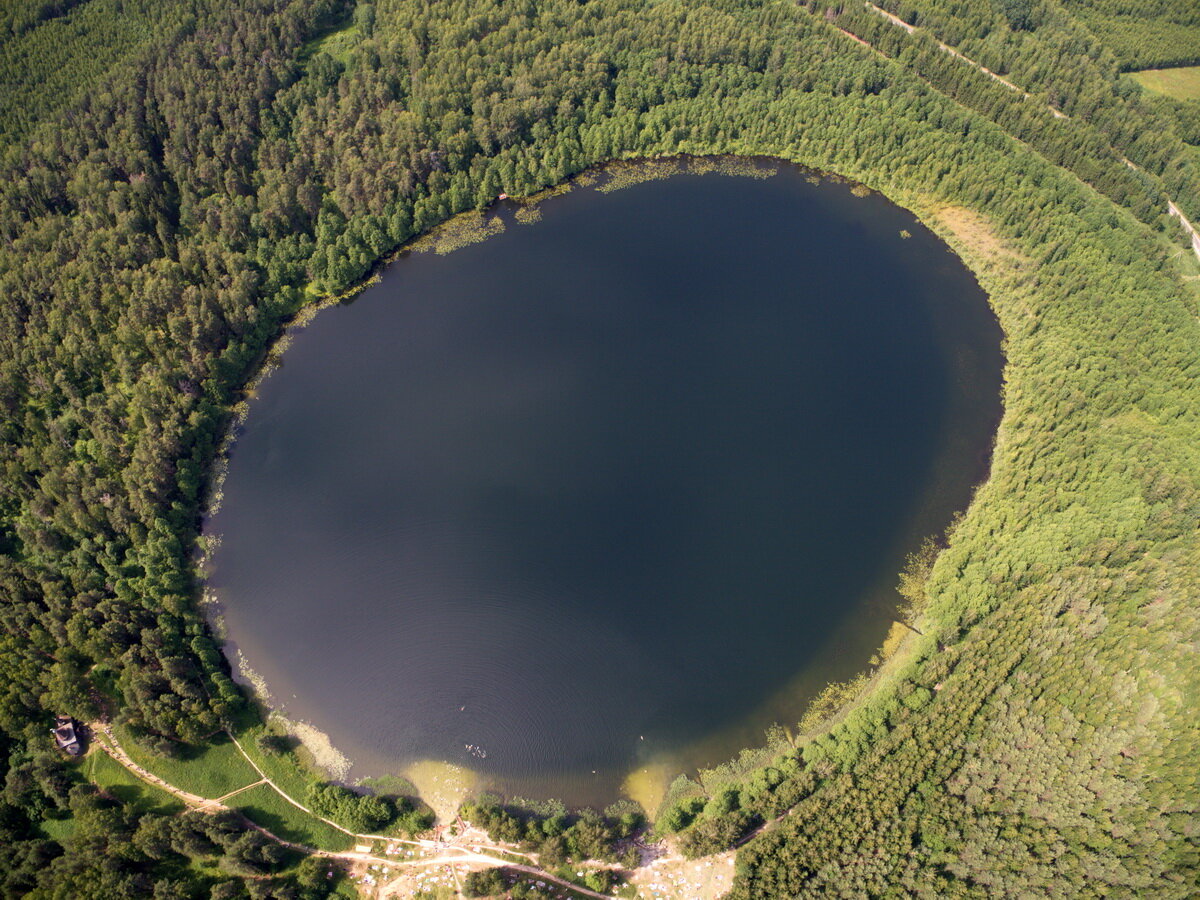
(1131, 66), (1200, 101)
(314, 23), (360, 65)
(231, 783), (353, 852)
(298, 19), (360, 67)
(39, 815), (76, 844)
(84, 748), (185, 815)
(113, 725), (259, 799)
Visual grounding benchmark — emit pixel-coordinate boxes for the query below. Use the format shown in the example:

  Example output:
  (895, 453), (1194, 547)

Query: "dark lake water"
(207, 162), (1003, 807)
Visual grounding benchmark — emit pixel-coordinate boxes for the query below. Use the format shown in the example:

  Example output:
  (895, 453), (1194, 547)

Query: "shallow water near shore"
(207, 160), (1003, 808)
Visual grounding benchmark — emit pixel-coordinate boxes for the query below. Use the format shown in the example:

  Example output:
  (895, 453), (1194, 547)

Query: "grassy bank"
(111, 726), (259, 799)
(83, 748), (185, 816)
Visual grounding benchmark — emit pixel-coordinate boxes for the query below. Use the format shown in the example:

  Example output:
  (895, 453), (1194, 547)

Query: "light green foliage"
(1132, 66), (1200, 101)
(462, 797), (638, 867)
(305, 782), (394, 834)
(796, 674), (871, 736)
(408, 211), (506, 255)
(307, 23), (361, 66)
(37, 814), (76, 844)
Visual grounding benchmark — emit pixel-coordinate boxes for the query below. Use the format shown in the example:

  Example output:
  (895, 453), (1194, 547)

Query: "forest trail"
(1168, 201), (1200, 260)
(91, 722), (616, 899)
(864, 2), (1067, 116)
(92, 723), (214, 810)
(854, 2), (1200, 262)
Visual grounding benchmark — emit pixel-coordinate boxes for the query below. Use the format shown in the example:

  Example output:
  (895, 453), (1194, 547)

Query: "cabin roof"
(51, 717), (81, 754)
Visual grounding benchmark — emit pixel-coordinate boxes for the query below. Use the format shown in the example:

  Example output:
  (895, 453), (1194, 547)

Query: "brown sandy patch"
(403, 760), (477, 825)
(933, 205), (1028, 270)
(627, 845), (737, 900)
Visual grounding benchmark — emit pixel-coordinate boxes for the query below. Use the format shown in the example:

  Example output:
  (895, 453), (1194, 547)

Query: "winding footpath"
(1168, 201), (1200, 260)
(90, 724), (612, 900)
(92, 724), (215, 809)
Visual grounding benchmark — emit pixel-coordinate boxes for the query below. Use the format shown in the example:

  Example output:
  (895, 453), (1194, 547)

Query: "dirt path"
(225, 732), (392, 843)
(1168, 201), (1200, 260)
(375, 854), (615, 900)
(864, 2), (1067, 116)
(224, 732), (533, 859)
(211, 778), (267, 803)
(93, 723), (613, 898)
(851, 3), (1200, 262)
(92, 724), (212, 808)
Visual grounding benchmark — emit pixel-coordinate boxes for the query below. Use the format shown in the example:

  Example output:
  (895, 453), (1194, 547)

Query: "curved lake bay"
(208, 164), (1003, 807)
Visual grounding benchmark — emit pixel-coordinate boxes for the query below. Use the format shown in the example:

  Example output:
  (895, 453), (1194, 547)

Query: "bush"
(462, 867), (509, 897)
(305, 783), (394, 834)
(656, 797), (705, 834)
(678, 810), (762, 859)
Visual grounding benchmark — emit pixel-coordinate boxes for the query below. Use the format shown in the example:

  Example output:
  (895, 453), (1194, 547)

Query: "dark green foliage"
(0, 796), (60, 897)
(451, 866), (582, 900)
(657, 797), (705, 835)
(839, 0), (1200, 221)
(995, 0), (1034, 31)
(8, 778), (317, 897)
(679, 809), (759, 859)
(0, 730), (334, 897)
(1062, 0), (1200, 69)
(256, 733), (295, 756)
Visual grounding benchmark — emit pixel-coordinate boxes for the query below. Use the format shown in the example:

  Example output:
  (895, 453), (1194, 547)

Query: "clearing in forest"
(1131, 66), (1200, 101)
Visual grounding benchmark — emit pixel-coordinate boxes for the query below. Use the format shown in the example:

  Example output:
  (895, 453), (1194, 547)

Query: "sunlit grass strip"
(39, 815), (76, 843)
(689, 156), (778, 179)
(83, 747), (186, 815)
(229, 783), (354, 852)
(514, 205), (543, 225)
(236, 724), (325, 805)
(1130, 66), (1200, 101)
(596, 157), (685, 192)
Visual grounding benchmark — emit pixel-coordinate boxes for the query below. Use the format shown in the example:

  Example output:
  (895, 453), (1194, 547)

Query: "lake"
(207, 160), (1003, 808)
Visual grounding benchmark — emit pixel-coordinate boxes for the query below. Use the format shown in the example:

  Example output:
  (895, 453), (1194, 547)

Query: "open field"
(112, 725), (260, 799)
(83, 747), (186, 816)
(1131, 65), (1200, 100)
(38, 815), (76, 844)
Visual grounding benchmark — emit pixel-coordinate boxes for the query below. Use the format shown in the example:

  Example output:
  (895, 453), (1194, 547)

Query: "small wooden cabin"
(52, 716), (81, 756)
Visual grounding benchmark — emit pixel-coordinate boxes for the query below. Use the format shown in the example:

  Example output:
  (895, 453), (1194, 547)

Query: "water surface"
(208, 162), (1003, 806)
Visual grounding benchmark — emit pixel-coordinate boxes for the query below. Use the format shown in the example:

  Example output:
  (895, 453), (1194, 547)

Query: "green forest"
(1, 0), (1198, 896)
